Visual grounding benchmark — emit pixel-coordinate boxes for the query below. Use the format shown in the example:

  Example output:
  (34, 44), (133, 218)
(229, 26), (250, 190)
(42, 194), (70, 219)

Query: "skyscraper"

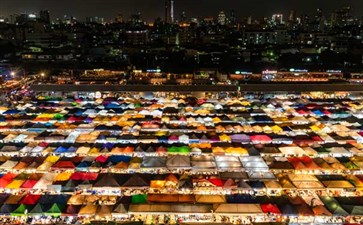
(218, 11), (226, 25)
(170, 0), (174, 23)
(288, 10), (296, 22)
(40, 10), (50, 24)
(229, 9), (236, 24)
(164, 0), (174, 23)
(272, 14), (283, 25)
(180, 11), (187, 22)
(115, 13), (123, 23)
(164, 0), (169, 23)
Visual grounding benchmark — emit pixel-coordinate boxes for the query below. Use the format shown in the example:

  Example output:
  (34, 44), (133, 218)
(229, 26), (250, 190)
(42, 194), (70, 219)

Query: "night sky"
(0, 0), (362, 22)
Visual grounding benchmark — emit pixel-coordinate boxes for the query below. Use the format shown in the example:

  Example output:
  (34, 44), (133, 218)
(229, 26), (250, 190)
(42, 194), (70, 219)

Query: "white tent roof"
(279, 146), (306, 155)
(292, 181), (324, 189)
(214, 204), (263, 214)
(288, 174), (318, 181)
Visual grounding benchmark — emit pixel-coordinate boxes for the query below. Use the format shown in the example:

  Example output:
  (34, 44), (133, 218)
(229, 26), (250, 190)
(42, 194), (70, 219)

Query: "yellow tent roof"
(225, 147), (248, 155)
(45, 155), (60, 163)
(54, 172), (72, 181)
(213, 117), (222, 123)
(310, 125), (321, 132)
(150, 180), (165, 189)
(6, 180), (25, 189)
(132, 114), (145, 119)
(89, 147), (100, 154)
(37, 162), (53, 171)
(67, 195), (86, 205)
(219, 134), (231, 142)
(212, 147), (225, 154)
(195, 195), (226, 203)
(194, 109), (210, 114)
(79, 204), (98, 215)
(271, 125), (283, 133)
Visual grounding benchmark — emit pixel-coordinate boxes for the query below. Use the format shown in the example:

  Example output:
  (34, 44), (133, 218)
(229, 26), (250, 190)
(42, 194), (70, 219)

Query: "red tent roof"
(299, 156), (313, 164)
(0, 179), (11, 188)
(208, 178), (223, 187)
(2, 173), (17, 181)
(52, 161), (75, 169)
(38, 142), (49, 147)
(297, 109), (308, 115)
(20, 194), (41, 205)
(21, 180), (38, 189)
(287, 157), (300, 163)
(261, 203), (281, 214)
(71, 172), (98, 181)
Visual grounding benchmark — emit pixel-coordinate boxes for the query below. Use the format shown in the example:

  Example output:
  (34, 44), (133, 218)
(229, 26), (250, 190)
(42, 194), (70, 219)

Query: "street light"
(10, 71), (15, 77)
(41, 72), (45, 77)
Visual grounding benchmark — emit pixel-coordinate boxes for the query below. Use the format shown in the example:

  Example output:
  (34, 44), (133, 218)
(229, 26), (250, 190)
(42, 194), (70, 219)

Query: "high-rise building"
(170, 0), (174, 23)
(115, 13), (123, 23)
(288, 10), (296, 22)
(218, 11), (226, 25)
(229, 9), (236, 24)
(86, 16), (104, 24)
(180, 11), (187, 22)
(130, 12), (142, 25)
(331, 6), (351, 26)
(247, 16), (252, 25)
(164, 0), (169, 23)
(164, 0), (174, 23)
(40, 10), (50, 24)
(272, 14), (283, 25)
(315, 8), (323, 22)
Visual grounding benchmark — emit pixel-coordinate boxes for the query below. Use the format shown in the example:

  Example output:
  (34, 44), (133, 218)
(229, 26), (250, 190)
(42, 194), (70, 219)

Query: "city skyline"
(0, 0), (362, 22)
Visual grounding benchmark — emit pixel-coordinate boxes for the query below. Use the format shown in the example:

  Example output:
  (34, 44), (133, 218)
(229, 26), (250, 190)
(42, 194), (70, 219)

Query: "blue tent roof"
(55, 146), (68, 153)
(280, 204), (298, 215)
(226, 194), (259, 204)
(107, 155), (131, 164)
(158, 136), (168, 143)
(106, 102), (120, 109)
(0, 204), (17, 215)
(74, 109), (84, 116)
(102, 143), (114, 149)
(312, 110), (323, 116)
(249, 181), (265, 189)
(76, 161), (92, 168)
(3, 109), (20, 115)
(38, 194), (70, 205)
(67, 146), (77, 153)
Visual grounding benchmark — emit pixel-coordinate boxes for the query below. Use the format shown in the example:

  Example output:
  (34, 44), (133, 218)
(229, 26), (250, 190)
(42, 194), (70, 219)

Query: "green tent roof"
(131, 194), (147, 204)
(28, 203), (44, 216)
(45, 203), (63, 217)
(11, 204), (27, 216)
(168, 146), (190, 153)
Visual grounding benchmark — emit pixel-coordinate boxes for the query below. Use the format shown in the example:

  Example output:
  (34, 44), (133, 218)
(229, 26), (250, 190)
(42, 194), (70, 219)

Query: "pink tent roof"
(297, 109), (308, 115)
(250, 135), (272, 142)
(168, 135), (179, 141)
(95, 155), (108, 163)
(21, 180), (38, 189)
